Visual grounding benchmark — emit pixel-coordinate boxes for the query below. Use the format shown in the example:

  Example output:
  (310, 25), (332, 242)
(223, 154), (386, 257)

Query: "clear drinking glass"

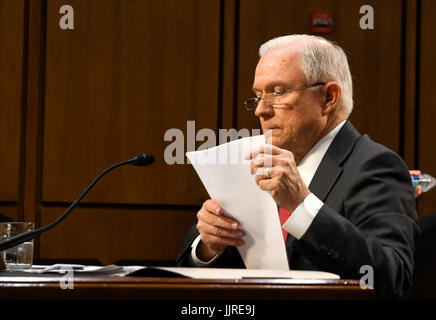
(0, 222), (34, 270)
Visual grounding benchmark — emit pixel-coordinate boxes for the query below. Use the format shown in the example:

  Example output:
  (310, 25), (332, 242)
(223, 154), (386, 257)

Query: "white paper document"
(21, 264), (127, 275)
(153, 267), (339, 280)
(186, 135), (289, 270)
(17, 265), (339, 280)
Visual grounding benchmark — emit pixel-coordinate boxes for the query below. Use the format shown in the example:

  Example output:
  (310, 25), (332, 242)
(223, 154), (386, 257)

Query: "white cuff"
(190, 235), (223, 266)
(282, 193), (324, 240)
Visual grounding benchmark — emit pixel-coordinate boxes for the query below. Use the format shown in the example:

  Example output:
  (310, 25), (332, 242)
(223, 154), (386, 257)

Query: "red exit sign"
(311, 12), (333, 34)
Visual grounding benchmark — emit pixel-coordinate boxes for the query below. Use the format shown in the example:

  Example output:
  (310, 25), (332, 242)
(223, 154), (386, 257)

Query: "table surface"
(0, 272), (373, 300)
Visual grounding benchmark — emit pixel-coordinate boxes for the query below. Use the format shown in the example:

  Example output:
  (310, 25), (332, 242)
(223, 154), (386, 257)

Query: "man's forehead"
(260, 45), (301, 64)
(253, 48), (304, 89)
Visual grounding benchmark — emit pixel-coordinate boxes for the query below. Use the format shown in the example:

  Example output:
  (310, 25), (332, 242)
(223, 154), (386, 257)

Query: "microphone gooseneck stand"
(0, 154), (154, 271)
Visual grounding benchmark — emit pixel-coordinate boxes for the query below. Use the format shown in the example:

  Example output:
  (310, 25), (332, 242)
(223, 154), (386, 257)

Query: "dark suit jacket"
(176, 121), (419, 299)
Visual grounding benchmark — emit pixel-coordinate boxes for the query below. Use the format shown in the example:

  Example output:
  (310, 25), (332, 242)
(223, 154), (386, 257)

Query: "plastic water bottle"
(411, 173), (436, 192)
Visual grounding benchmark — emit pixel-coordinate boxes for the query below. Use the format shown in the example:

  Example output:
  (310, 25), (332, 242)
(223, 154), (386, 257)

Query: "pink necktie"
(279, 207), (291, 242)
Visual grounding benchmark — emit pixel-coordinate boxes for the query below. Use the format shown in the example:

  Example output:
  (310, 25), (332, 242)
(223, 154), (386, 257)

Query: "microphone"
(130, 153), (154, 166)
(0, 154), (154, 252)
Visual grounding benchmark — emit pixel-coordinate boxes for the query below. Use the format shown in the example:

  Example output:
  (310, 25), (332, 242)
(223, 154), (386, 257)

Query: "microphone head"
(131, 154), (154, 166)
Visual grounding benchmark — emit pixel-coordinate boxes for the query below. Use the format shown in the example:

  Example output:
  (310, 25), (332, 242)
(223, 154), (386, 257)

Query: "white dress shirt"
(190, 120), (347, 265)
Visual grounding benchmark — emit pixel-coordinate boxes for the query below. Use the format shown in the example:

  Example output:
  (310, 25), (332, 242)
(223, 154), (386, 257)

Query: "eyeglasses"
(243, 82), (326, 110)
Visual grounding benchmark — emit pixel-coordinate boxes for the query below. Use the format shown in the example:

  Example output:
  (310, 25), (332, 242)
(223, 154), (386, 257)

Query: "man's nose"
(254, 99), (274, 118)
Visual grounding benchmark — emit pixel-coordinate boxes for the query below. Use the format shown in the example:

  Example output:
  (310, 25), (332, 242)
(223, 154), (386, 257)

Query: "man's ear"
(322, 82), (341, 115)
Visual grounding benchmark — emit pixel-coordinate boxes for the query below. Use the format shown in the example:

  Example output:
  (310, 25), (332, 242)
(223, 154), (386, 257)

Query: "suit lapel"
(285, 121), (361, 249)
(308, 121), (361, 201)
(308, 157), (342, 202)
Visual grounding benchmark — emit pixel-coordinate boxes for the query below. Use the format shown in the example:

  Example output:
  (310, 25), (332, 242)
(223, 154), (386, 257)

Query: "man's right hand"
(196, 199), (245, 261)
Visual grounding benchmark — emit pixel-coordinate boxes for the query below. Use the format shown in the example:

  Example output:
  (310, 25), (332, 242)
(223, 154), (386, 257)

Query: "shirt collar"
(298, 120), (346, 186)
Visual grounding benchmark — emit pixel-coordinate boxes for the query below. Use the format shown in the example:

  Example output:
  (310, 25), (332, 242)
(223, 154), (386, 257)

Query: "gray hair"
(259, 34), (353, 115)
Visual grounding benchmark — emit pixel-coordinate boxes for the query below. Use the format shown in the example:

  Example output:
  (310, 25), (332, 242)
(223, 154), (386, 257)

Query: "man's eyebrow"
(252, 82), (291, 92)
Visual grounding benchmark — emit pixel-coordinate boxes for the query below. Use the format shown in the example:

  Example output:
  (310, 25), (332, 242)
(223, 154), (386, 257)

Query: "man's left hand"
(246, 144), (311, 213)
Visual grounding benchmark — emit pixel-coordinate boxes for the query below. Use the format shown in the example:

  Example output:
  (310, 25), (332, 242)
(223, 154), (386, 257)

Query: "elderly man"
(177, 34), (419, 299)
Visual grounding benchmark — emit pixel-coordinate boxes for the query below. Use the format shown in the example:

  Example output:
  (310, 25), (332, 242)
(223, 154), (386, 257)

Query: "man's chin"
(263, 128), (281, 145)
(263, 135), (295, 152)
(264, 135), (284, 148)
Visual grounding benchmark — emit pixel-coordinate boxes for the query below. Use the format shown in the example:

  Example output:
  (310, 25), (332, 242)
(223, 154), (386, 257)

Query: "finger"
(257, 178), (280, 191)
(201, 233), (245, 248)
(197, 221), (245, 239)
(250, 154), (282, 174)
(203, 199), (223, 215)
(244, 144), (281, 160)
(197, 207), (240, 230)
(414, 185), (422, 198)
(409, 170), (421, 176)
(254, 167), (276, 184)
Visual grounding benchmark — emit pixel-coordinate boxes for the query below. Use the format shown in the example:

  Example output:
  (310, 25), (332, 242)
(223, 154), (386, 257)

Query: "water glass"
(0, 222), (34, 270)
